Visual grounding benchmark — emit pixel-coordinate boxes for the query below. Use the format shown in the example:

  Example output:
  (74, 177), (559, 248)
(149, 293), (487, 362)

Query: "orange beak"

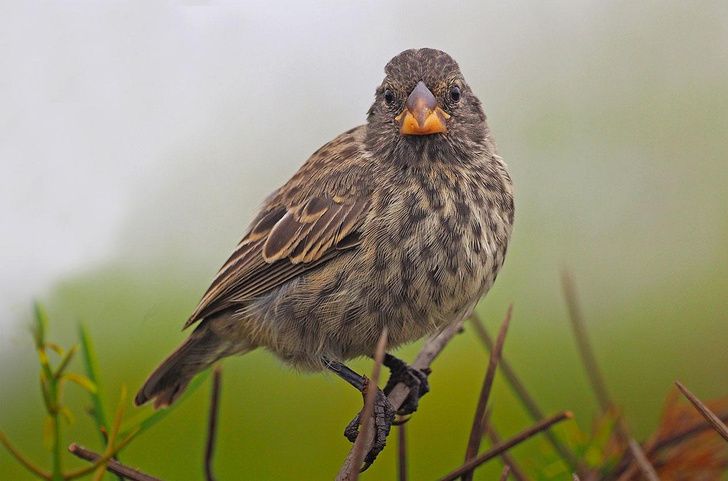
(395, 81), (449, 135)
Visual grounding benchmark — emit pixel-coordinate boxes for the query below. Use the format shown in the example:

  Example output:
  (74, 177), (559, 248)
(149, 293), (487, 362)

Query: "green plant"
(0, 303), (206, 481)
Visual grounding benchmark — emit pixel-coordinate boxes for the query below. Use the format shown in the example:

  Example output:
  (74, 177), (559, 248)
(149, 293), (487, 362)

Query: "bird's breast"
(361, 162), (513, 341)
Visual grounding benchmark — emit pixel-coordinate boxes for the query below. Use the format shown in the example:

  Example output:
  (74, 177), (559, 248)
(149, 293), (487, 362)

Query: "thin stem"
(627, 439), (659, 481)
(462, 305), (512, 481)
(485, 425), (530, 481)
(561, 272), (612, 412)
(346, 327), (388, 481)
(205, 365), (223, 481)
(0, 431), (51, 480)
(68, 444), (163, 481)
(45, 353), (63, 481)
(336, 320), (463, 480)
(64, 429), (139, 480)
(437, 411), (573, 481)
(397, 420), (407, 481)
(675, 381), (728, 443)
(499, 465), (511, 481)
(469, 314), (582, 473)
(561, 271), (629, 443)
(53, 346), (78, 380)
(613, 410), (728, 481)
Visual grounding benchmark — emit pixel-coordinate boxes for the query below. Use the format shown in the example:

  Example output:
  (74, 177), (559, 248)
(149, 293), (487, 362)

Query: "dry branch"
(68, 444), (162, 481)
(561, 272), (629, 443)
(335, 320), (464, 481)
(469, 313), (582, 473)
(486, 425), (530, 481)
(499, 465), (511, 481)
(437, 411), (573, 481)
(627, 439), (660, 481)
(462, 306), (512, 481)
(397, 420), (407, 481)
(675, 381), (728, 443)
(344, 327), (389, 481)
(205, 365), (223, 481)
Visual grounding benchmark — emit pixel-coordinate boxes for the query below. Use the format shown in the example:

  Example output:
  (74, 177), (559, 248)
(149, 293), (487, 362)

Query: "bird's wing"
(184, 128), (372, 329)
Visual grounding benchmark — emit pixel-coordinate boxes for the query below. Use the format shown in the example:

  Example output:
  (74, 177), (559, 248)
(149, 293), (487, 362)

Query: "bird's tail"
(134, 324), (250, 408)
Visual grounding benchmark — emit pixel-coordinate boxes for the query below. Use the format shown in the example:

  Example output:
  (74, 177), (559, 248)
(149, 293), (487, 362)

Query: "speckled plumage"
(136, 48), (514, 408)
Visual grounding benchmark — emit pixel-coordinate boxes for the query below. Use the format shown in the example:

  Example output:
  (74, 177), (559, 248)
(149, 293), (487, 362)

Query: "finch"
(135, 48), (514, 466)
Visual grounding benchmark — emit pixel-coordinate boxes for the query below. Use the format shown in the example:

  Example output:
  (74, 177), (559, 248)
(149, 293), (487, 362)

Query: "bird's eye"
(384, 89), (395, 105)
(449, 85), (461, 103)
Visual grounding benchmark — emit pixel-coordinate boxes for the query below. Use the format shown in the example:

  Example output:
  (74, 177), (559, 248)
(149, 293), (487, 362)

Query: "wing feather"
(183, 126), (372, 329)
(184, 196), (369, 328)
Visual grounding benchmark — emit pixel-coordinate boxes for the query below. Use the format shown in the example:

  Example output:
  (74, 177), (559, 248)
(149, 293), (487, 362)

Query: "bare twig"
(652, 411), (728, 452)
(675, 381), (728, 443)
(561, 272), (629, 443)
(344, 327), (388, 481)
(68, 444), (163, 481)
(205, 365), (223, 481)
(470, 314), (582, 473)
(561, 272), (612, 412)
(499, 465), (511, 481)
(485, 425), (530, 481)
(614, 410), (728, 481)
(438, 411), (573, 481)
(627, 439), (660, 481)
(397, 419), (407, 481)
(462, 305), (512, 481)
(336, 320), (464, 481)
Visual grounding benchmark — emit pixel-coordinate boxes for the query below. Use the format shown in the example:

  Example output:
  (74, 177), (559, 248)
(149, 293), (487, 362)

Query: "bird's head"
(365, 48), (488, 163)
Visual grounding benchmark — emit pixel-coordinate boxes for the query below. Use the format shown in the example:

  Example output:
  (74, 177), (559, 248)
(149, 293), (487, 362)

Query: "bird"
(135, 48), (514, 467)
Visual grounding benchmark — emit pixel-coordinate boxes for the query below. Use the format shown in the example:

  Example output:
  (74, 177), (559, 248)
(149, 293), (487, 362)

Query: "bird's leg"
(324, 358), (395, 469)
(382, 353), (431, 416)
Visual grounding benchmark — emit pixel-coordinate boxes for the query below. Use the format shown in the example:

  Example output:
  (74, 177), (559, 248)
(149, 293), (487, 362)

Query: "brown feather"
(184, 128), (372, 330)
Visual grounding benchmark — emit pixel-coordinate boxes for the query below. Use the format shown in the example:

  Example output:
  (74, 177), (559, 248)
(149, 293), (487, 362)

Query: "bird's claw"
(384, 359), (431, 416)
(343, 387), (396, 470)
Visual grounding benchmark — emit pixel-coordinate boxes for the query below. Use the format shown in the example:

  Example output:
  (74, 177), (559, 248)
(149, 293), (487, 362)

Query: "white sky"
(2, 1), (727, 347)
(0, 1), (554, 335)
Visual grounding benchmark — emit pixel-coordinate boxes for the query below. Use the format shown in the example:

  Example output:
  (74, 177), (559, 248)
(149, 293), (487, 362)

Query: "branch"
(344, 327), (388, 480)
(437, 411), (573, 481)
(397, 419), (407, 481)
(675, 381), (728, 443)
(205, 366), (223, 481)
(335, 320), (463, 481)
(485, 425), (531, 481)
(561, 271), (629, 443)
(561, 272), (612, 413)
(626, 439), (659, 481)
(462, 305), (512, 481)
(470, 313), (583, 473)
(68, 444), (163, 481)
(499, 465), (511, 481)
(613, 410), (728, 481)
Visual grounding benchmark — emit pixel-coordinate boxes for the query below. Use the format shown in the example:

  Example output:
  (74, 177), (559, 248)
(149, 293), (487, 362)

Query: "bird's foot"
(343, 383), (396, 470)
(383, 354), (431, 416)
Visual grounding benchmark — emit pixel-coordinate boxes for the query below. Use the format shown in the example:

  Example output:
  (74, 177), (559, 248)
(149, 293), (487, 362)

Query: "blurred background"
(2, 1), (727, 479)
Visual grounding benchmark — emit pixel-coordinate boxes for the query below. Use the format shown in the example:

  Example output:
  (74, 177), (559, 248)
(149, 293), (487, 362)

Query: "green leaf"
(120, 370), (210, 438)
(62, 372), (97, 394)
(32, 302), (48, 348)
(46, 343), (65, 356)
(59, 407), (75, 425)
(78, 323), (110, 440)
(53, 345), (77, 379)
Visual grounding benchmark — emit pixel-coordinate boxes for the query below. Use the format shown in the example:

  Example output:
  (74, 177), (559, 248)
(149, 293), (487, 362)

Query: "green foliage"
(0, 304), (205, 480)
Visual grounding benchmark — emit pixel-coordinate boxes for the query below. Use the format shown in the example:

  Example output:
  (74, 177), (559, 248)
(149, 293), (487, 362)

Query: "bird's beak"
(396, 81), (450, 136)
